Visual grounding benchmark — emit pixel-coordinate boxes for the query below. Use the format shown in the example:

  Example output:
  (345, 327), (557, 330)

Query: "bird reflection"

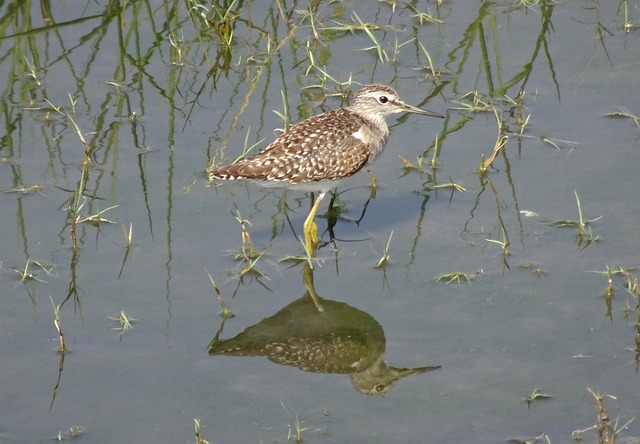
(208, 264), (440, 395)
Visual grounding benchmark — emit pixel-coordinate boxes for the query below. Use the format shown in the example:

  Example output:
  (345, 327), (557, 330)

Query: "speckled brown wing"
(209, 108), (372, 184)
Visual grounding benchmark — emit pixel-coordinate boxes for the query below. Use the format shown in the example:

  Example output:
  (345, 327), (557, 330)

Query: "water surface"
(1, 1), (639, 443)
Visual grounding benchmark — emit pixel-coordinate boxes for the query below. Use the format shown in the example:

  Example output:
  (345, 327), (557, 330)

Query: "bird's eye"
(375, 384), (386, 392)
(378, 96), (388, 104)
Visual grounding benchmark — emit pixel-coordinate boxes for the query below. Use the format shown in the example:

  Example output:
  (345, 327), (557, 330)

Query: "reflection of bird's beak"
(399, 101), (445, 119)
(399, 365), (442, 376)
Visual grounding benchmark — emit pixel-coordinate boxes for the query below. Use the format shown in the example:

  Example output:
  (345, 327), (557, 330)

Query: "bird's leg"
(303, 192), (325, 254)
(326, 193), (338, 244)
(367, 169), (378, 198)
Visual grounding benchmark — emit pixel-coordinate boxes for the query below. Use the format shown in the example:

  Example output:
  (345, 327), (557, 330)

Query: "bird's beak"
(399, 101), (445, 118)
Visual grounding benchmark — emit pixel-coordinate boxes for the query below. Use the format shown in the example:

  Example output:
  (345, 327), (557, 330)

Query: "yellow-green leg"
(303, 192), (325, 254)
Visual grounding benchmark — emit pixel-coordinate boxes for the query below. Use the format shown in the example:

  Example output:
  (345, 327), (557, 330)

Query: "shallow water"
(1, 1), (639, 443)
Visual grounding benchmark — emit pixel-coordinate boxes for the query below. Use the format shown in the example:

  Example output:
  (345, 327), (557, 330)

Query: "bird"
(209, 264), (441, 395)
(207, 84), (444, 252)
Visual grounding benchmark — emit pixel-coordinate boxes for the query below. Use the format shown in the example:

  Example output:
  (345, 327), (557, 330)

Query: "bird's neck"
(349, 109), (390, 162)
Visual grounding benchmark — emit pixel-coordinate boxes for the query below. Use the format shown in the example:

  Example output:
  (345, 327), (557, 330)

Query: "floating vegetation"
(55, 426), (83, 441)
(375, 230), (394, 270)
(549, 191), (602, 248)
(13, 258), (48, 284)
(76, 205), (119, 226)
(604, 107), (640, 127)
(523, 388), (552, 408)
(399, 155), (426, 175)
(431, 181), (468, 193)
(281, 402), (324, 444)
(4, 183), (46, 195)
(451, 91), (493, 113)
(108, 311), (137, 337)
(436, 271), (473, 285)
(519, 261), (544, 277)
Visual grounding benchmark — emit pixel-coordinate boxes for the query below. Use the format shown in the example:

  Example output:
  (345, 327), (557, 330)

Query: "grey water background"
(1, 1), (639, 443)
